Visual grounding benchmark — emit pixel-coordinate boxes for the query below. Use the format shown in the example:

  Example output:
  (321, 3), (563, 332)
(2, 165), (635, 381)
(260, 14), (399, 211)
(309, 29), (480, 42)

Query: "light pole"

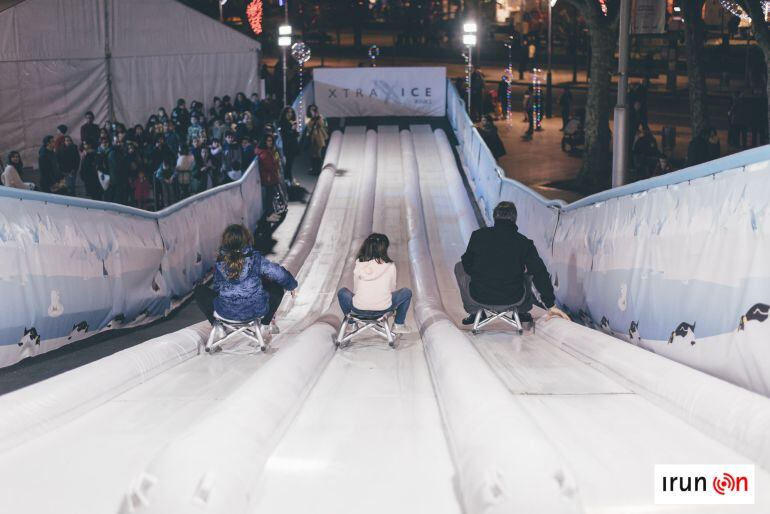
(611, 0), (632, 187)
(546, 0), (556, 118)
(463, 22), (477, 117)
(278, 24), (292, 107)
(218, 0), (227, 23)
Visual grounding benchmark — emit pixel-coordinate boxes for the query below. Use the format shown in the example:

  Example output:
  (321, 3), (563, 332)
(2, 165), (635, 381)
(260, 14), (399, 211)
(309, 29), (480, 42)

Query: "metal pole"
(282, 47), (288, 107)
(218, 0), (223, 22)
(612, 0), (632, 188)
(282, 1), (289, 107)
(546, 0), (553, 118)
(467, 47), (472, 115)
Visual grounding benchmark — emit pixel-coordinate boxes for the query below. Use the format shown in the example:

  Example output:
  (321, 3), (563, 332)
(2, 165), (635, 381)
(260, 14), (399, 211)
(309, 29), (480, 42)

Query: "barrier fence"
(0, 161), (262, 368)
(446, 80), (770, 398)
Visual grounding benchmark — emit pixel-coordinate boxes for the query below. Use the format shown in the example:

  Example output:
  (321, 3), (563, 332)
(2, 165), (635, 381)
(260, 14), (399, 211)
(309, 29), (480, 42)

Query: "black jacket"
(38, 146), (61, 193)
(461, 220), (555, 308)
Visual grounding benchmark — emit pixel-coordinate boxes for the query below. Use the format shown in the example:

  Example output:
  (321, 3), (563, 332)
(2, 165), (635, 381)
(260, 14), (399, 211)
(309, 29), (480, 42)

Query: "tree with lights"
(682, 0), (711, 141)
(562, 0), (619, 187)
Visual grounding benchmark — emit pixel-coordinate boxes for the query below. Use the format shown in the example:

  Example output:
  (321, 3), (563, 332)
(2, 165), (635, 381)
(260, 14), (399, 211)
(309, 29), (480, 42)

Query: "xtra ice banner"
(314, 67), (446, 117)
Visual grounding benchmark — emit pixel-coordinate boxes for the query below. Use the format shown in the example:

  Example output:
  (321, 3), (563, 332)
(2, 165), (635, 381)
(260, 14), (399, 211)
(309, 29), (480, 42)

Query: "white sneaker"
(259, 325), (272, 343)
(391, 323), (412, 334)
(269, 322), (280, 335)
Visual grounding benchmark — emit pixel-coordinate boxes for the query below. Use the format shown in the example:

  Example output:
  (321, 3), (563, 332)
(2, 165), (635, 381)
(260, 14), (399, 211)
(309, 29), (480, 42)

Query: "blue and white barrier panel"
(446, 80), (770, 398)
(0, 163), (262, 368)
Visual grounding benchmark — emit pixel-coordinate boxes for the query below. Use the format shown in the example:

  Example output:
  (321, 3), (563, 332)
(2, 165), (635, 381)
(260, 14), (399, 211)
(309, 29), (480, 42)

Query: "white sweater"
(352, 260), (397, 311)
(2, 165), (31, 190)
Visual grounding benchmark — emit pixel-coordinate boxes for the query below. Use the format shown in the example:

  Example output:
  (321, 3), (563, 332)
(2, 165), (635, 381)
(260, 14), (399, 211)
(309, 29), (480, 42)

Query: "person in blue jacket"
(194, 224), (297, 337)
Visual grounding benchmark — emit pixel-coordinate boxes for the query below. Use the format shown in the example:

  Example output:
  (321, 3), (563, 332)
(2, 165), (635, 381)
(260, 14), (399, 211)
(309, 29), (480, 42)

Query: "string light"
(368, 45), (380, 67)
(504, 38), (514, 122)
(532, 68), (543, 130)
(291, 42), (311, 133)
(718, 0), (769, 21)
(246, 0), (263, 35)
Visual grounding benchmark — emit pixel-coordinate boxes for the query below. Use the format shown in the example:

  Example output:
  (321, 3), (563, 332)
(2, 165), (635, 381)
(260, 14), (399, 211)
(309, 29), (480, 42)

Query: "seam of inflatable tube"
(0, 132), (346, 456)
(537, 319), (770, 472)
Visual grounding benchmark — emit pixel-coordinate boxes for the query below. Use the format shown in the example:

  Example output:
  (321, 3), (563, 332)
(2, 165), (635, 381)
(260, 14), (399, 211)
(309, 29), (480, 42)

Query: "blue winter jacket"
(212, 248), (297, 321)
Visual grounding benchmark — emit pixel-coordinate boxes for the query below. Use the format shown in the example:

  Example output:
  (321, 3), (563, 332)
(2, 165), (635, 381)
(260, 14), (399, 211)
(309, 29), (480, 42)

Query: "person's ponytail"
(218, 224), (254, 280)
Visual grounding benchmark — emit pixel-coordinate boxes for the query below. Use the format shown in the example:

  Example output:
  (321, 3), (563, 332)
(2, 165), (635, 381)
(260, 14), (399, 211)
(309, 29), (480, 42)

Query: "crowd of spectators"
(1, 91), (329, 215)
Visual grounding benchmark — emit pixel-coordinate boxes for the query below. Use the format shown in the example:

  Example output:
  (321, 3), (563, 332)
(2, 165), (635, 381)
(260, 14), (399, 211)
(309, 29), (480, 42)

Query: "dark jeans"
(337, 287), (412, 325)
(194, 281), (286, 326)
(453, 262), (533, 314)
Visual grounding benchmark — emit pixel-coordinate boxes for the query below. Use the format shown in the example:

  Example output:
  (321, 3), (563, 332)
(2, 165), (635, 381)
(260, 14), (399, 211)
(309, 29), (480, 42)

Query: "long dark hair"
(218, 224), (254, 280)
(6, 151), (22, 173)
(357, 233), (392, 264)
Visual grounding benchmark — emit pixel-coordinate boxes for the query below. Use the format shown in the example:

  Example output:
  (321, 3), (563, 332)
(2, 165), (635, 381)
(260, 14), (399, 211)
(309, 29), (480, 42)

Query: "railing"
(446, 80), (770, 398)
(0, 160), (263, 368)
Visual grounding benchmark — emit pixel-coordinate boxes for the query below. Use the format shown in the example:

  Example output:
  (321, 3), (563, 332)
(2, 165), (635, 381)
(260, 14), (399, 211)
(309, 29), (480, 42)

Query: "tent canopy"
(0, 0), (260, 164)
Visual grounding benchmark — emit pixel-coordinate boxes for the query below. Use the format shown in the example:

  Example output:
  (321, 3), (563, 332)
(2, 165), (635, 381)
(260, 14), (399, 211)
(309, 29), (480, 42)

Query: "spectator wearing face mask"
(221, 131), (242, 182)
(171, 98), (190, 135)
(187, 115), (204, 145)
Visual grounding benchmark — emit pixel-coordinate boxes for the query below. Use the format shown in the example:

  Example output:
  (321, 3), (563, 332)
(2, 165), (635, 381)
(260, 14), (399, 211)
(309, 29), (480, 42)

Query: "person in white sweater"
(2, 151), (35, 190)
(337, 233), (413, 334)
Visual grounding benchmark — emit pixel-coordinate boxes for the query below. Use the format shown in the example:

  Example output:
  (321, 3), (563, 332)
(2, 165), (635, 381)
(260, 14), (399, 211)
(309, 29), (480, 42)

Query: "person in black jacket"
(38, 135), (63, 193)
(455, 201), (570, 325)
(105, 142), (130, 205)
(80, 111), (100, 148)
(278, 106), (300, 183)
(79, 141), (102, 201)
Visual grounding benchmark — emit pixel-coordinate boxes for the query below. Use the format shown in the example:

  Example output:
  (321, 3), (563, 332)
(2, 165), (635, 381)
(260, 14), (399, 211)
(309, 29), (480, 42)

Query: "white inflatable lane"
(276, 126), (368, 334)
(0, 131), (354, 514)
(250, 126), (462, 514)
(414, 125), (770, 513)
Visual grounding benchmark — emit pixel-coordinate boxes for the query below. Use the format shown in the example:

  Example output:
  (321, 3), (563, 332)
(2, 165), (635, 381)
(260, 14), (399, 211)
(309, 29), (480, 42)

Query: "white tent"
(0, 0), (260, 164)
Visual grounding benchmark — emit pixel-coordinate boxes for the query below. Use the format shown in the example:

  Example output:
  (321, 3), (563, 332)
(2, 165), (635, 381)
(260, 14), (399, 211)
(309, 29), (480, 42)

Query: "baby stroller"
(561, 117), (585, 155)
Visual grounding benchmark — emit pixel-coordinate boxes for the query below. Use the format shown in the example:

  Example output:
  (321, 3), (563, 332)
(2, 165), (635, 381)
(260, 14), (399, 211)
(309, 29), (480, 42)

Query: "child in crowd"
(130, 170), (153, 210)
(194, 224), (298, 339)
(337, 233), (413, 334)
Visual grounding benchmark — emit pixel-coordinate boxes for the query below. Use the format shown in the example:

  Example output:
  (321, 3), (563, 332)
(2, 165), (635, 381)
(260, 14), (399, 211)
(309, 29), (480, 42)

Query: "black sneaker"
(518, 312), (533, 323)
(462, 312), (486, 326)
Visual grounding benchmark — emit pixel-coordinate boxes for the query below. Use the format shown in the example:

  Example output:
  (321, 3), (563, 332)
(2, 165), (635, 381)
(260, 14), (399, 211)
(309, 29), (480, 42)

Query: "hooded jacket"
(213, 248), (297, 321)
(352, 259), (396, 311)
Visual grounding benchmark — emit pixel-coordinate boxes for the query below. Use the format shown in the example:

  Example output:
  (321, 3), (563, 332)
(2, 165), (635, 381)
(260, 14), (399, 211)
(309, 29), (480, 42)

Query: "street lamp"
(218, 0), (228, 23)
(278, 24), (292, 107)
(463, 22), (477, 116)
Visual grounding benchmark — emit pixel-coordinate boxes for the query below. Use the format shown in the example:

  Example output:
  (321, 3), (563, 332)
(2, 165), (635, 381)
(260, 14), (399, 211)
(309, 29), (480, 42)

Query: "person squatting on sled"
(195, 224), (298, 340)
(455, 201), (570, 326)
(337, 233), (413, 334)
